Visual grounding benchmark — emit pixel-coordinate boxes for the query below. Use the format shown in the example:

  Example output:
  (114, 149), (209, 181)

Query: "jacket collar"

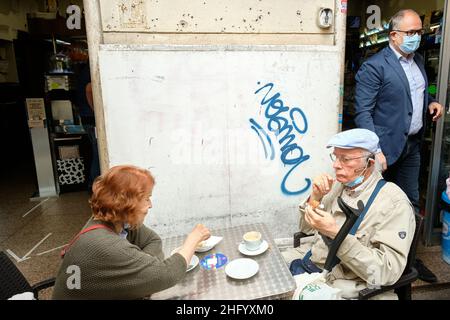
(389, 44), (415, 61)
(384, 45), (428, 114)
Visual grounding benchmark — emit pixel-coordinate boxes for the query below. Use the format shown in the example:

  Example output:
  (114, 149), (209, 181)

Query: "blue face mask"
(399, 34), (421, 54)
(344, 175), (365, 188)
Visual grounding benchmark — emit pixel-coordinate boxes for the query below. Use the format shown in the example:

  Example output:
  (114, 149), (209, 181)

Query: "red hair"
(89, 165), (155, 225)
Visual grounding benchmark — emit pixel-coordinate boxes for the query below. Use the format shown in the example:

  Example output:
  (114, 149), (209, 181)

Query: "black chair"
(0, 251), (55, 300)
(293, 212), (424, 300)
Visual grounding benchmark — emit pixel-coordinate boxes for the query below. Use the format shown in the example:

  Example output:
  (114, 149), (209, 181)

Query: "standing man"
(354, 9), (443, 283)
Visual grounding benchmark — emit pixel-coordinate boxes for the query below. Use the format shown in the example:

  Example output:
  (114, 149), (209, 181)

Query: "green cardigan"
(52, 218), (187, 300)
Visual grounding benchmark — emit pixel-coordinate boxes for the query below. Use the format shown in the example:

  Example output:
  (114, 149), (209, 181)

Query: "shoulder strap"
(60, 224), (114, 258)
(349, 179), (386, 235)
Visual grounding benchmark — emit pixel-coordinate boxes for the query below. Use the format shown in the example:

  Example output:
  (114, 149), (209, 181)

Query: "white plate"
(195, 235), (223, 253)
(238, 240), (269, 256)
(225, 258), (259, 280)
(171, 247), (199, 272)
(186, 255), (199, 272)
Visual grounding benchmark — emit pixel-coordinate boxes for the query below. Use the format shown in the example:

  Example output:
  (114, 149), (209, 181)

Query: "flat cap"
(326, 129), (380, 154)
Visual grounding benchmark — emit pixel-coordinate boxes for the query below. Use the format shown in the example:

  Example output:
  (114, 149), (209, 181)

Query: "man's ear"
(367, 154), (375, 166)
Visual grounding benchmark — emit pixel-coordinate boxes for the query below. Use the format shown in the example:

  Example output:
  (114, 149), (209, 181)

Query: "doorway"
(343, 1), (446, 246)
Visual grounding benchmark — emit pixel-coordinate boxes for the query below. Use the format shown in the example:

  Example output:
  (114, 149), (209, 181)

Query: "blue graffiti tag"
(250, 82), (311, 196)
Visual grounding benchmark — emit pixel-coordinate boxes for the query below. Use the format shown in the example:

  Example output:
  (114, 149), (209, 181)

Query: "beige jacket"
(290, 170), (415, 299)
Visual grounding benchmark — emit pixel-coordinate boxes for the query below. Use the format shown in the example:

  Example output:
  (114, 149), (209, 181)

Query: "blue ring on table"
(200, 253), (228, 270)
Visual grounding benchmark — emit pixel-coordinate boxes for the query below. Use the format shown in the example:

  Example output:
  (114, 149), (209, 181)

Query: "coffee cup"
(243, 231), (262, 251)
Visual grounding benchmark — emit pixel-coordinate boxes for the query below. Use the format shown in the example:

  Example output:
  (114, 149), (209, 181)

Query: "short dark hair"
(388, 9), (420, 32)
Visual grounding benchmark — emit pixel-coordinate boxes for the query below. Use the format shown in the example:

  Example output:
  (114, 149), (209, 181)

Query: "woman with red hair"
(52, 165), (210, 299)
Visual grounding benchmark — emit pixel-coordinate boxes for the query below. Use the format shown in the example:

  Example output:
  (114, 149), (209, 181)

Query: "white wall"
(99, 45), (341, 238)
(99, 0), (337, 45)
(90, 0), (346, 238)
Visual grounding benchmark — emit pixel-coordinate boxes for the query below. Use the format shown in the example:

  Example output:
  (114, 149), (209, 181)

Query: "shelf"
(360, 38), (389, 48)
(358, 24), (442, 49)
(360, 27), (389, 38)
(359, 27), (389, 49)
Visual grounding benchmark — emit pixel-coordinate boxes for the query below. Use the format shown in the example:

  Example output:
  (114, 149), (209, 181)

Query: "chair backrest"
(0, 251), (33, 300)
(404, 213), (424, 273)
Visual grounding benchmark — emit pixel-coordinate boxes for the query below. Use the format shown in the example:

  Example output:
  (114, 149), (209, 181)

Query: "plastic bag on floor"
(292, 272), (342, 300)
(8, 292), (35, 300)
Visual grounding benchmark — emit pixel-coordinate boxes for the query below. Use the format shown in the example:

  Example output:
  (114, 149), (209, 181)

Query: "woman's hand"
(304, 206), (339, 239)
(177, 224), (211, 265)
(187, 224), (211, 245)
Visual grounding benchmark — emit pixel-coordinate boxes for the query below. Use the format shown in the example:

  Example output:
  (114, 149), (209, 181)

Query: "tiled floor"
(0, 164), (92, 299)
(1, 164), (450, 300)
(412, 284), (450, 300)
(413, 243), (450, 288)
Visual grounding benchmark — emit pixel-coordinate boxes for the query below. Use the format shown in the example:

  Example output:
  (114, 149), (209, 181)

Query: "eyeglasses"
(329, 153), (370, 164)
(392, 29), (424, 36)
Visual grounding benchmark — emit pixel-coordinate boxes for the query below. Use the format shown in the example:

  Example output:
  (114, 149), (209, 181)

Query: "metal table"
(151, 223), (296, 300)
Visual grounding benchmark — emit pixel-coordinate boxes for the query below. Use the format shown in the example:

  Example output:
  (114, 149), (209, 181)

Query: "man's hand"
(304, 206), (339, 239)
(375, 152), (387, 172)
(310, 173), (334, 204)
(428, 102), (443, 121)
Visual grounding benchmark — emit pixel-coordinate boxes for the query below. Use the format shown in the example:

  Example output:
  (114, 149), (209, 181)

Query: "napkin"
(197, 235), (223, 250)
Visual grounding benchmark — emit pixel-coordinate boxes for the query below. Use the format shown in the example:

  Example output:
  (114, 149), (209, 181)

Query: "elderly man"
(282, 129), (416, 299)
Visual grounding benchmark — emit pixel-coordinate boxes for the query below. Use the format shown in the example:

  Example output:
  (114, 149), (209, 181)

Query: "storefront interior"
(0, 0), (91, 198)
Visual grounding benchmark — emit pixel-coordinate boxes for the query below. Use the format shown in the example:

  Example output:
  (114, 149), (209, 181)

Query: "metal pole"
(336, 0), (347, 132)
(424, 0), (450, 246)
(52, 33), (56, 54)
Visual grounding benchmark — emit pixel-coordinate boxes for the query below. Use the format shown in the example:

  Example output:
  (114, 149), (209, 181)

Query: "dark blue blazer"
(354, 46), (435, 165)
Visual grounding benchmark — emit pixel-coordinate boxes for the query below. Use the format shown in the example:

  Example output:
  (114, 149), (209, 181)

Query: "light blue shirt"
(119, 228), (128, 239)
(119, 223), (131, 239)
(390, 44), (426, 135)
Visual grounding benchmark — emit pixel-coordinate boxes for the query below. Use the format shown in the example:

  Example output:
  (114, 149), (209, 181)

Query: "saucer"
(195, 236), (223, 253)
(225, 258), (259, 280)
(170, 247), (199, 272)
(238, 240), (269, 256)
(186, 255), (199, 272)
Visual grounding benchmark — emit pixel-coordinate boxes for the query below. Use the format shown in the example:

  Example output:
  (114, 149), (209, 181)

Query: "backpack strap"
(60, 224), (114, 258)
